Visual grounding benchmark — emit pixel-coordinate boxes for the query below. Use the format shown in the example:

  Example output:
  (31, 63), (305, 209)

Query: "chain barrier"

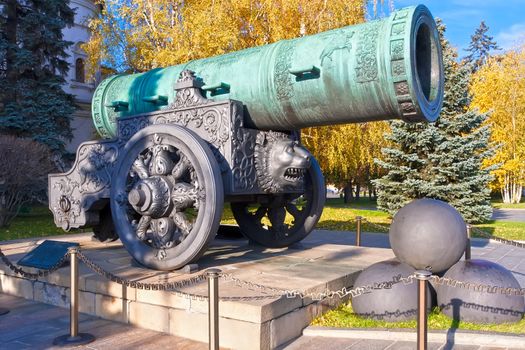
(360, 217), (391, 233)
(0, 246), (70, 279)
(431, 275), (525, 296)
(76, 251), (209, 300)
(471, 227), (525, 249)
(223, 273), (416, 301)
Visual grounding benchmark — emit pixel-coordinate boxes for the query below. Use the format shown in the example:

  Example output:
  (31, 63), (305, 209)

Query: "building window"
(75, 58), (85, 83)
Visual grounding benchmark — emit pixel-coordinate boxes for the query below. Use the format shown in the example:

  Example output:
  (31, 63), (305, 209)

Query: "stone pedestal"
(0, 230), (394, 349)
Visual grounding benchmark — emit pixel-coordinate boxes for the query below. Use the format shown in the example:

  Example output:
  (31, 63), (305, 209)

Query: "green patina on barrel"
(92, 5), (443, 139)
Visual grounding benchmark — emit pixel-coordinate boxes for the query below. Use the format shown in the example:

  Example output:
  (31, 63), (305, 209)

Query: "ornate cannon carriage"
(49, 5), (444, 270)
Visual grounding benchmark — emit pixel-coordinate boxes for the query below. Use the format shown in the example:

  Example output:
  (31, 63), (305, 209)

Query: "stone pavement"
(0, 293), (210, 350)
(281, 230), (525, 350)
(0, 229), (524, 349)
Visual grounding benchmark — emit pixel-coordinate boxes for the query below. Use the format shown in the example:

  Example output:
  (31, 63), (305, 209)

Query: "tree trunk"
(501, 173), (522, 204)
(355, 183), (361, 200)
(343, 179), (353, 203)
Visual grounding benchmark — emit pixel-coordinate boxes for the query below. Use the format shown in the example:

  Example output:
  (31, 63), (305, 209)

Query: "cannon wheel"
(110, 125), (223, 270)
(231, 158), (325, 248)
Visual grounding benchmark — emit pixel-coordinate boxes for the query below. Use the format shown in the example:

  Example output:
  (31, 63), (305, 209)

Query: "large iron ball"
(352, 259), (432, 321)
(437, 259), (524, 324)
(389, 198), (467, 273)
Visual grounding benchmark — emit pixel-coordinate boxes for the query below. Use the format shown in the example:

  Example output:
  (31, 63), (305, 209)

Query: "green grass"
(312, 303), (525, 334)
(0, 206), (86, 241)
(474, 221), (525, 241)
(491, 198), (525, 209)
(2, 198), (525, 242)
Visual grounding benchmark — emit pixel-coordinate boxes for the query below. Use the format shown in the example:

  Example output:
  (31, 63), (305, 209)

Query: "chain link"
(471, 227), (525, 249)
(222, 273), (415, 301)
(0, 246), (70, 279)
(431, 275), (525, 296)
(76, 251), (209, 300)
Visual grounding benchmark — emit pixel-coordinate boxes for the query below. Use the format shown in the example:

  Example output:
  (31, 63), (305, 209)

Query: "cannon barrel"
(92, 5), (443, 138)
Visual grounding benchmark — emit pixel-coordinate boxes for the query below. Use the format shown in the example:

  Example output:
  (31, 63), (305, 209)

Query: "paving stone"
(386, 341), (443, 350)
(0, 293), (209, 350)
(129, 300), (170, 333)
(282, 336), (361, 350)
(169, 307), (270, 350)
(95, 294), (130, 323)
(348, 339), (394, 349)
(33, 281), (68, 308)
(0, 274), (34, 300)
(440, 345), (480, 350)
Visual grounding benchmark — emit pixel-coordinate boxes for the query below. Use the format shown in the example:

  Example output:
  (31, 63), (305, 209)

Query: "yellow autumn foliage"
(470, 45), (525, 203)
(84, 0), (388, 190)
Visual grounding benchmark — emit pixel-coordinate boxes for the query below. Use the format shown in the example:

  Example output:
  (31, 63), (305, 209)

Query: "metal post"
(465, 224), (472, 260)
(53, 247), (95, 346)
(207, 268), (221, 350)
(415, 270), (431, 350)
(355, 216), (362, 246)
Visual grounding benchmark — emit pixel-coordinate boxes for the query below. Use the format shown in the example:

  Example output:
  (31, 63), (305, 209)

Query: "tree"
(470, 45), (525, 204)
(302, 122), (389, 202)
(373, 21), (493, 223)
(0, 136), (56, 227)
(464, 21), (500, 72)
(84, 0), (366, 77)
(85, 0), (383, 201)
(0, 0), (76, 154)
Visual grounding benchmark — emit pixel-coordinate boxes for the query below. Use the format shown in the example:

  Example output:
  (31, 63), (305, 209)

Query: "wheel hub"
(128, 176), (172, 218)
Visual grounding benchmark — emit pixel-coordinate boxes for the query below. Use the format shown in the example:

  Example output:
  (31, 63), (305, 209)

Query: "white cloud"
(496, 23), (525, 50)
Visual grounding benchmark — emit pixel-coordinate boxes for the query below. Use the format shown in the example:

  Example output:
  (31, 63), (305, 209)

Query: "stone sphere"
(389, 198), (467, 273)
(352, 259), (432, 321)
(437, 259), (524, 324)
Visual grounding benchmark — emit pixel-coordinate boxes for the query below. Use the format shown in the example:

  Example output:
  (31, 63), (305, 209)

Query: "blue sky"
(371, 0), (525, 56)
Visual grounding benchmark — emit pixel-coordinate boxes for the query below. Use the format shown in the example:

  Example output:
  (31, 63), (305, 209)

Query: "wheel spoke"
(171, 182), (199, 210)
(172, 212), (193, 239)
(285, 202), (302, 221)
(136, 215), (152, 240)
(251, 206), (268, 222)
(172, 153), (192, 180)
(132, 156), (149, 179)
(268, 207), (287, 235)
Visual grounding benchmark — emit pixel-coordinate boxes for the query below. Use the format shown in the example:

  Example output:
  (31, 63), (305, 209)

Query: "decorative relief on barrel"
(355, 22), (380, 83)
(231, 103), (257, 191)
(275, 40), (296, 101)
(319, 29), (355, 65)
(92, 76), (117, 139)
(389, 9), (418, 120)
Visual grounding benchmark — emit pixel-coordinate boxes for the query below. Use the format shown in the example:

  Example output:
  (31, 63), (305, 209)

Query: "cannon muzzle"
(92, 5), (443, 138)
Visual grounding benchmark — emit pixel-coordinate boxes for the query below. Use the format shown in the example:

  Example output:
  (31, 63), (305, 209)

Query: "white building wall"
(62, 0), (98, 152)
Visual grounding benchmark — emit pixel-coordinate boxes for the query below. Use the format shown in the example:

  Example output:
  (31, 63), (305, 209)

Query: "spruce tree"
(464, 21), (499, 72)
(374, 21), (493, 223)
(0, 0), (75, 153)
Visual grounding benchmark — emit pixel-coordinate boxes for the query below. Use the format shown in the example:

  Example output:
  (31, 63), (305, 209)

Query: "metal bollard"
(465, 224), (472, 260)
(355, 216), (362, 246)
(415, 270), (432, 350)
(207, 268), (221, 350)
(0, 307), (9, 315)
(53, 247), (95, 346)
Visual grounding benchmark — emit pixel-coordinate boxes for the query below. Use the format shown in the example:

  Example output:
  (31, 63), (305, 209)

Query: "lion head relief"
(254, 131), (311, 193)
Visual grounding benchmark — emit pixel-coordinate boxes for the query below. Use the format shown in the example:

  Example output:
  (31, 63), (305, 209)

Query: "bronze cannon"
(50, 5), (443, 270)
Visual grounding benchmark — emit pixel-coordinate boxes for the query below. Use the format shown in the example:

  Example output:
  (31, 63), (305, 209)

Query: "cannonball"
(352, 259), (432, 321)
(389, 198), (467, 273)
(437, 259), (525, 324)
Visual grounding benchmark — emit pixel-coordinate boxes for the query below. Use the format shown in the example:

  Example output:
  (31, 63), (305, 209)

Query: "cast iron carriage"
(49, 5), (444, 270)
